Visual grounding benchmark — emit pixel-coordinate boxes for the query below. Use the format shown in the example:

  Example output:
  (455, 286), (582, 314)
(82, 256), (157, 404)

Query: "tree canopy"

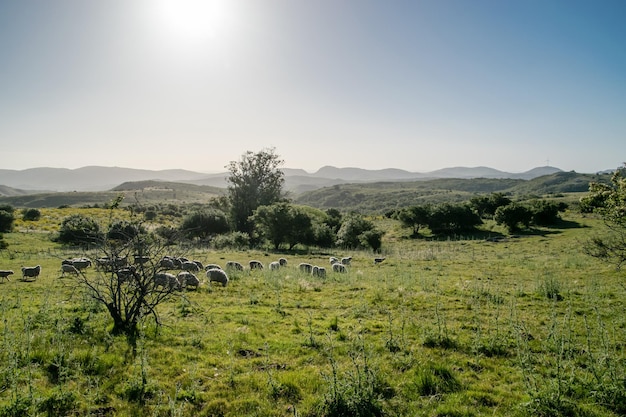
(226, 148), (285, 236)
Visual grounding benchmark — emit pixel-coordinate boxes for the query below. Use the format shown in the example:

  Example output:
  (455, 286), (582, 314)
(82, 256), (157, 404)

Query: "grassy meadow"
(0, 207), (624, 416)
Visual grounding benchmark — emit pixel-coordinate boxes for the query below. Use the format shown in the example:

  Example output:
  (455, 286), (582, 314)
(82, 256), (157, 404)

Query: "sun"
(154, 0), (232, 43)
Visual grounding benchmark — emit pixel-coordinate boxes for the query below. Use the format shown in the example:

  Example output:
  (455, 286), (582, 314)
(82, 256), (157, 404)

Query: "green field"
(0, 208), (624, 416)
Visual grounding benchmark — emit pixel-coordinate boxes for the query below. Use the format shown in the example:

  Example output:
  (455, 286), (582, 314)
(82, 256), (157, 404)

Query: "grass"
(0, 208), (624, 416)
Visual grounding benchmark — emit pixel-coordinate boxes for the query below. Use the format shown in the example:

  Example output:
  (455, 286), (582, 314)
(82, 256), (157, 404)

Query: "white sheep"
(299, 263), (313, 273)
(60, 264), (80, 276)
(181, 261), (200, 272)
(0, 270), (14, 281)
(269, 261), (281, 271)
(153, 272), (180, 291)
(159, 257), (175, 269)
(206, 268), (229, 287)
(177, 271), (200, 290)
(249, 260), (264, 270)
(71, 258), (92, 270)
(341, 257), (352, 265)
(311, 266), (326, 278)
(329, 257), (339, 265)
(225, 261), (243, 271)
(204, 263), (223, 271)
(21, 265), (41, 280)
(332, 263), (347, 273)
(278, 257), (288, 266)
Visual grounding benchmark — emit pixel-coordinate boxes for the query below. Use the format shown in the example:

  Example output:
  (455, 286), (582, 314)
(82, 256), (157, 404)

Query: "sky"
(1, 0), (625, 174)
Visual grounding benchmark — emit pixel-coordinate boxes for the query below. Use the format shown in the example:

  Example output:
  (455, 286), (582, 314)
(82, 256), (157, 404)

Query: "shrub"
(21, 208), (41, 221)
(56, 214), (103, 246)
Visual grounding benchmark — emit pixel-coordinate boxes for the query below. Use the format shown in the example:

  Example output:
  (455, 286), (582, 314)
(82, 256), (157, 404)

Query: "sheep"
(116, 266), (138, 283)
(0, 270), (14, 281)
(96, 256), (127, 271)
(177, 271), (200, 290)
(192, 260), (204, 270)
(329, 257), (339, 265)
(153, 272), (180, 291)
(60, 264), (80, 276)
(204, 263), (223, 271)
(225, 261), (243, 271)
(299, 263), (313, 273)
(269, 261), (281, 271)
(312, 266), (326, 278)
(206, 268), (229, 287)
(181, 261), (200, 272)
(332, 263), (347, 273)
(159, 257), (175, 269)
(278, 257), (288, 267)
(133, 255), (150, 265)
(341, 257), (352, 265)
(71, 258), (92, 270)
(21, 265), (41, 280)
(249, 260), (264, 270)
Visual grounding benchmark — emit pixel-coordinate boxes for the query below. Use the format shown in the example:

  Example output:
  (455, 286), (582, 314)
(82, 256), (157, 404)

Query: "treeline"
(388, 193), (568, 237)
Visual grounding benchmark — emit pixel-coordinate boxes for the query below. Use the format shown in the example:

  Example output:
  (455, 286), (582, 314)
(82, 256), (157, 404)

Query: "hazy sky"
(1, 0), (625, 174)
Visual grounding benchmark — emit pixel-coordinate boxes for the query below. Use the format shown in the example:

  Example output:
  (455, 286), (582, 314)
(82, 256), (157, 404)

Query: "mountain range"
(0, 165), (566, 196)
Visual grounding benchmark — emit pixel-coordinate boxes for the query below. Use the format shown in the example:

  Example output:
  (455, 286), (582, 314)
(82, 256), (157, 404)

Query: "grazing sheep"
(192, 260), (204, 270)
(116, 266), (138, 283)
(269, 261), (281, 271)
(312, 266), (326, 278)
(278, 257), (288, 266)
(341, 257), (352, 265)
(133, 255), (150, 265)
(249, 260), (264, 270)
(329, 257), (339, 265)
(181, 261), (200, 272)
(21, 265), (41, 280)
(177, 271), (200, 290)
(225, 261), (243, 271)
(153, 272), (180, 291)
(0, 270), (14, 281)
(206, 268), (229, 287)
(332, 263), (347, 273)
(159, 257), (175, 269)
(60, 264), (80, 276)
(205, 263), (223, 271)
(96, 256), (127, 271)
(299, 263), (313, 273)
(71, 258), (92, 270)
(374, 257), (386, 265)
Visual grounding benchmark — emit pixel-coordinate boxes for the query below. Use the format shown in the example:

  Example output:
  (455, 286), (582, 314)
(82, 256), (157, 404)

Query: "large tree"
(581, 165), (626, 270)
(226, 148), (285, 236)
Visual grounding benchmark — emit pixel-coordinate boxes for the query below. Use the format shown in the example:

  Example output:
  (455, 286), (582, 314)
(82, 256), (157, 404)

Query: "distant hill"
(0, 184), (45, 197)
(0, 166), (209, 192)
(294, 171), (609, 213)
(0, 164), (603, 196)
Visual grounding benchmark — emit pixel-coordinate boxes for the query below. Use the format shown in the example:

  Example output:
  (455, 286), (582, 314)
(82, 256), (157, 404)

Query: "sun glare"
(154, 0), (231, 43)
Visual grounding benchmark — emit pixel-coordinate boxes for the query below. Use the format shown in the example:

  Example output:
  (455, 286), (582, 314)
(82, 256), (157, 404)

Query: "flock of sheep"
(0, 254), (369, 290)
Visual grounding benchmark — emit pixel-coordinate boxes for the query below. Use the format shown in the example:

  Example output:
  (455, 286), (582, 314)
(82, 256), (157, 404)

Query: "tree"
(22, 208), (41, 221)
(180, 209), (230, 240)
(252, 203), (314, 250)
(75, 221), (181, 342)
(470, 193), (512, 218)
(336, 213), (383, 250)
(426, 203), (482, 234)
(0, 205), (15, 233)
(395, 205), (431, 237)
(581, 166), (626, 270)
(226, 148), (285, 236)
(494, 203), (533, 232)
(107, 220), (146, 243)
(56, 214), (103, 247)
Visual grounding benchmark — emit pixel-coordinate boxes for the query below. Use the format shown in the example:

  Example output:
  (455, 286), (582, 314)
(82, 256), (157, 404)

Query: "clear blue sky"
(1, 0), (624, 173)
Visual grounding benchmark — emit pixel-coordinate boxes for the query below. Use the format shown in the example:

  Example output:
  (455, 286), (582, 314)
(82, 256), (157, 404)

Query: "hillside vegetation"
(0, 171), (608, 211)
(295, 171), (610, 212)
